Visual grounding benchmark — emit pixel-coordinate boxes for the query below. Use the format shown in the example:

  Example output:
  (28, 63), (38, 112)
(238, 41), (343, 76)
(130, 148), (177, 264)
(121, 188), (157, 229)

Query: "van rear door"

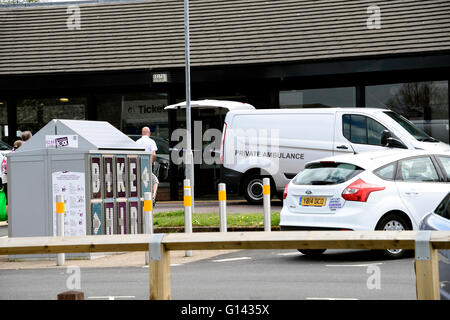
(333, 111), (391, 154)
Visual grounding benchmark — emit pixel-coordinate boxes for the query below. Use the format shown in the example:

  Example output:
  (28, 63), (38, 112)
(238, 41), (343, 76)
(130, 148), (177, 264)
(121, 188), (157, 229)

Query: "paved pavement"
(0, 198), (277, 270)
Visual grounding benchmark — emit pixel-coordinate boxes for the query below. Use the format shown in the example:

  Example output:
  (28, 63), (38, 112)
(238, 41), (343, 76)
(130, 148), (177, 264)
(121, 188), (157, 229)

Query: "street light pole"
(184, 0), (195, 207)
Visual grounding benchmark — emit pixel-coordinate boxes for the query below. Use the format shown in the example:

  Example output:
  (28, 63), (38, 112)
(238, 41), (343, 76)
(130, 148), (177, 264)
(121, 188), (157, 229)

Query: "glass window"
(343, 114), (388, 146)
(292, 162), (364, 185)
(399, 157), (439, 182)
(122, 93), (169, 140)
(383, 111), (434, 142)
(367, 117), (388, 145)
(280, 87), (356, 108)
(434, 193), (450, 220)
(437, 156), (450, 179)
(374, 163), (396, 180)
(0, 100), (9, 145)
(366, 81), (449, 143)
(96, 94), (122, 130)
(17, 97), (86, 136)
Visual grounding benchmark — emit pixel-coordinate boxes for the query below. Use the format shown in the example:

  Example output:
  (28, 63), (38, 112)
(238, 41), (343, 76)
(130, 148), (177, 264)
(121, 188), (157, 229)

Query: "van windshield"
(383, 111), (438, 142)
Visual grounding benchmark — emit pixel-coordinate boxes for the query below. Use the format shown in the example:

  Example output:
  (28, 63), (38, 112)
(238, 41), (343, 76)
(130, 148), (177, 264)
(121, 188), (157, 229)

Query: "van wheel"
(243, 175), (265, 204)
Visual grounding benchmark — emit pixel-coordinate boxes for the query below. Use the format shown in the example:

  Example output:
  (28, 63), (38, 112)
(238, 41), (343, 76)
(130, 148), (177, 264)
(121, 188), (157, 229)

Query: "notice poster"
(45, 135), (79, 148)
(52, 171), (86, 236)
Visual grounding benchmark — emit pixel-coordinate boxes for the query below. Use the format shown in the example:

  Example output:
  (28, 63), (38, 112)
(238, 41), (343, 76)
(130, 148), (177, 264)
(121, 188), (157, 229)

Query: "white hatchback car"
(280, 150), (450, 258)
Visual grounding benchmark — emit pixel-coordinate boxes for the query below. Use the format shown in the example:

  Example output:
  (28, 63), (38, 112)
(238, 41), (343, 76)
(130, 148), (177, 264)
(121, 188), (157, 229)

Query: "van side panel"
(225, 111), (335, 191)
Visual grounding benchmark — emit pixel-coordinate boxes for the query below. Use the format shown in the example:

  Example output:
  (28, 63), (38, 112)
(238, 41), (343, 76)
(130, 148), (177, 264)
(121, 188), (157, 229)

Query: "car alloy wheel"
(382, 219), (405, 255)
(376, 214), (411, 259)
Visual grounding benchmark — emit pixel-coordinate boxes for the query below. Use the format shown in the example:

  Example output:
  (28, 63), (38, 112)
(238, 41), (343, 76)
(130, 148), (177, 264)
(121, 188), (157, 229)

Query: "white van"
(220, 108), (450, 203)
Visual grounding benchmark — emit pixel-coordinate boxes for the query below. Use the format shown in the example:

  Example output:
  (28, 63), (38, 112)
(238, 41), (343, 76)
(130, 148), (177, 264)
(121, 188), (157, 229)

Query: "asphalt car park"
(0, 248), (417, 300)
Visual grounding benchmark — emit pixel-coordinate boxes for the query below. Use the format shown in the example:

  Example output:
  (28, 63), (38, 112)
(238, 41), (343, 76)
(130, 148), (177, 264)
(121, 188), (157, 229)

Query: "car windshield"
(383, 111), (437, 142)
(0, 140), (11, 151)
(292, 162), (364, 185)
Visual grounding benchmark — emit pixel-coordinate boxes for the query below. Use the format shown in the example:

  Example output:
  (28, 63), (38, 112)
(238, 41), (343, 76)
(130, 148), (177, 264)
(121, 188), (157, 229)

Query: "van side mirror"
(386, 137), (408, 149)
(381, 130), (391, 146)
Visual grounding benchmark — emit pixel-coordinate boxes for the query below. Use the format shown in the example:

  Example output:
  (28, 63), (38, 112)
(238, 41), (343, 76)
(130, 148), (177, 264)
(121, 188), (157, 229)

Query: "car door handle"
(336, 145), (348, 150)
(405, 192), (419, 195)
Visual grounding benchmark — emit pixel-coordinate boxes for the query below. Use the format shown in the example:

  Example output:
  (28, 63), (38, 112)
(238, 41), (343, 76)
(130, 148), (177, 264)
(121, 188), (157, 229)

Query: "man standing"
(135, 127), (157, 161)
(135, 127), (159, 204)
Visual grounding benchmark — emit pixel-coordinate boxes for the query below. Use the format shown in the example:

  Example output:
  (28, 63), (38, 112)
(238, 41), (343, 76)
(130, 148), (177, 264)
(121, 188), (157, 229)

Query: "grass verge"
(153, 211), (280, 228)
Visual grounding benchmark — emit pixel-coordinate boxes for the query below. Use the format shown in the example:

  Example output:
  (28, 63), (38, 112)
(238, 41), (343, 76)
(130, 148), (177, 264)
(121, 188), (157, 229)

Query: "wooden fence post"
(415, 231), (440, 300)
(149, 235), (171, 300)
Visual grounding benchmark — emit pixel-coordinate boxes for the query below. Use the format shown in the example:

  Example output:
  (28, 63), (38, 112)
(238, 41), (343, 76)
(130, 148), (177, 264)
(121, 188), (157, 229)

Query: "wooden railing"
(0, 231), (449, 300)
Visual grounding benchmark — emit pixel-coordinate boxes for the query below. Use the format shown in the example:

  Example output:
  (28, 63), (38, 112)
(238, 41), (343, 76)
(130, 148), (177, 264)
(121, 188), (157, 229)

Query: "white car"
(280, 150), (450, 258)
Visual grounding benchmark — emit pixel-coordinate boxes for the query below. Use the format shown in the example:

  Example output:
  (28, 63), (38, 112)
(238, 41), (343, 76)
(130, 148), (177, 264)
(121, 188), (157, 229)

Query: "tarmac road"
(0, 248), (416, 300)
(0, 200), (417, 300)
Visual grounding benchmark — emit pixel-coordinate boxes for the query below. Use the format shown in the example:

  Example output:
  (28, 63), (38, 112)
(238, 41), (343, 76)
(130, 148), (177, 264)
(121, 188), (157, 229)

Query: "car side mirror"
(386, 137), (408, 149)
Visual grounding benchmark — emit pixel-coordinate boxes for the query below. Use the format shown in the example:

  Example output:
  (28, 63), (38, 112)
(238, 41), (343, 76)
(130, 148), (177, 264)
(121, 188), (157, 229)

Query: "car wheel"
(243, 175), (265, 204)
(376, 214), (411, 259)
(297, 249), (326, 256)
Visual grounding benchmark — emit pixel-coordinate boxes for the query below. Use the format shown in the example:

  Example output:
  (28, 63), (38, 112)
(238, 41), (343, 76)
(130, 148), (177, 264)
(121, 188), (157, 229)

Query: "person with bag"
(135, 126), (159, 206)
(0, 140), (23, 221)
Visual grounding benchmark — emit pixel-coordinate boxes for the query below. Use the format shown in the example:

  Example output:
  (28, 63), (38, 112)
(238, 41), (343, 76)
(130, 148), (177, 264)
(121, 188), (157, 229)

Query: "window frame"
(395, 155), (443, 183)
(431, 155), (450, 182)
(342, 114), (389, 146)
(373, 161), (398, 181)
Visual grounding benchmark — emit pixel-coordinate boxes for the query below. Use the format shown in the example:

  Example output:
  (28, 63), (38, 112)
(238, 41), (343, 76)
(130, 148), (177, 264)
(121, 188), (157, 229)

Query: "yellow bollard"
(56, 195), (65, 266)
(218, 183), (227, 232)
(184, 179), (192, 257)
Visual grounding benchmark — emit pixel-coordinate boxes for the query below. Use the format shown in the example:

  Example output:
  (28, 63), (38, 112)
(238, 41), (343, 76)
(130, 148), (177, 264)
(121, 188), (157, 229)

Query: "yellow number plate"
(300, 196), (326, 207)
